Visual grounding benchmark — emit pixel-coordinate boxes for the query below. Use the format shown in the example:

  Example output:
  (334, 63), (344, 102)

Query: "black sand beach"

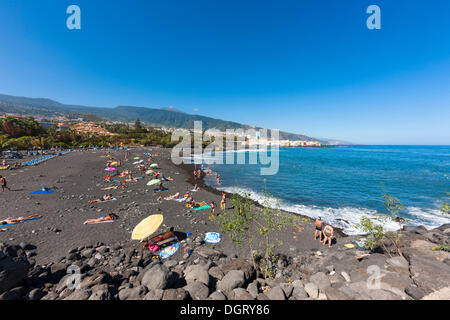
(1, 147), (449, 301)
(0, 147), (347, 265)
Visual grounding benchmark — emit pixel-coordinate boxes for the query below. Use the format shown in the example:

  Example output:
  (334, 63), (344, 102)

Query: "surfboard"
(160, 242), (180, 259)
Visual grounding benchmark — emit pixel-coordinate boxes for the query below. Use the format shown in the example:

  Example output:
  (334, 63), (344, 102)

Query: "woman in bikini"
(322, 225), (334, 248)
(89, 194), (113, 203)
(1, 215), (42, 225)
(84, 213), (118, 225)
(220, 191), (226, 211)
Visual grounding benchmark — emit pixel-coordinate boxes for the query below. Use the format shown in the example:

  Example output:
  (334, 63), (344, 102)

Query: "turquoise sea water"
(198, 145), (450, 235)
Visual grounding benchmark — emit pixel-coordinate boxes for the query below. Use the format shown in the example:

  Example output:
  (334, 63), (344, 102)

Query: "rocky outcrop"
(0, 223), (448, 300)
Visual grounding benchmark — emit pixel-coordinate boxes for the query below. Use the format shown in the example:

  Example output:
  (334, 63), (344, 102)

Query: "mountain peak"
(161, 106), (183, 113)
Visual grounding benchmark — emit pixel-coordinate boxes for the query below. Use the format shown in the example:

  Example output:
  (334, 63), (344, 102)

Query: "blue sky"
(0, 0), (449, 144)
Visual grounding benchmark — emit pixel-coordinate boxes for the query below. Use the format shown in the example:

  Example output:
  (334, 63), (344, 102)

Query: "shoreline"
(0, 146), (449, 301)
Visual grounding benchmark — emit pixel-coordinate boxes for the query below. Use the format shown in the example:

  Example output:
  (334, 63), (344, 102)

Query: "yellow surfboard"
(131, 214), (163, 240)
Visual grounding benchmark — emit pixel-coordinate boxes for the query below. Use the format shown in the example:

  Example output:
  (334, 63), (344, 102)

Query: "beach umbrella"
(147, 179), (161, 186)
(150, 163), (158, 168)
(131, 214), (163, 240)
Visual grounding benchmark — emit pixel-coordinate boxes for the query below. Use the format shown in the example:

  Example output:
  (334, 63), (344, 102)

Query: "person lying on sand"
(322, 225), (334, 248)
(89, 194), (113, 203)
(1, 215), (42, 225)
(161, 173), (173, 181)
(101, 185), (125, 190)
(184, 191), (191, 198)
(315, 217), (324, 241)
(155, 182), (167, 192)
(141, 227), (176, 245)
(192, 184), (200, 191)
(164, 192), (180, 200)
(84, 213), (118, 224)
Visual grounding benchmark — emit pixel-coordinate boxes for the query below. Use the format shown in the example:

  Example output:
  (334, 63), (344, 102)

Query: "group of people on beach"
(314, 217), (334, 248)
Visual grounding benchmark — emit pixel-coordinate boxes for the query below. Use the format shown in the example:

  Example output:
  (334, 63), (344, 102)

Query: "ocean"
(197, 145), (450, 235)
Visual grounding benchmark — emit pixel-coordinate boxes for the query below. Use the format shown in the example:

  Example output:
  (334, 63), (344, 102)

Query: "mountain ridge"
(0, 93), (339, 143)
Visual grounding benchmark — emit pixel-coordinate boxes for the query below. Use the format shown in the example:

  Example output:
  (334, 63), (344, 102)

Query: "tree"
(215, 184), (296, 279)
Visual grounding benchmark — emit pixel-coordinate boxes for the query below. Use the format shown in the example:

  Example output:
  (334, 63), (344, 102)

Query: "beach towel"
(173, 198), (186, 202)
(192, 205), (211, 211)
(160, 242), (180, 259)
(30, 190), (55, 194)
(0, 216), (42, 227)
(355, 240), (366, 248)
(154, 189), (168, 193)
(204, 232), (221, 244)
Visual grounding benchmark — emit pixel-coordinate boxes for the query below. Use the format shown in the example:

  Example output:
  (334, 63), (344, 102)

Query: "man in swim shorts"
(0, 175), (11, 192)
(315, 217), (324, 241)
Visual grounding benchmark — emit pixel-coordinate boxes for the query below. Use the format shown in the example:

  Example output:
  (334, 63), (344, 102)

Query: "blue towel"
(31, 190), (55, 194)
(192, 205), (212, 211)
(0, 217), (42, 227)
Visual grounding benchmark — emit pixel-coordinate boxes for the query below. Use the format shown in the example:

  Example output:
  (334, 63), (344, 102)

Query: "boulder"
(141, 264), (169, 291)
(265, 286), (286, 300)
(63, 289), (92, 300)
(304, 282), (319, 299)
(220, 259), (255, 282)
(0, 246), (31, 294)
(118, 286), (147, 300)
(385, 256), (409, 274)
(184, 281), (210, 300)
(208, 266), (225, 280)
(208, 291), (227, 300)
(184, 265), (210, 286)
(309, 272), (331, 291)
(144, 289), (164, 300)
(163, 288), (190, 300)
(217, 270), (246, 292)
(405, 284), (425, 300)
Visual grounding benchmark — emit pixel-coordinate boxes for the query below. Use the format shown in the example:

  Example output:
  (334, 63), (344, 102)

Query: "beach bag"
(147, 243), (160, 253)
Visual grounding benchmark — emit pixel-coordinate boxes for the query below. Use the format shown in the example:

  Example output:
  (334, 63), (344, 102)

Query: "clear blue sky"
(0, 0), (449, 144)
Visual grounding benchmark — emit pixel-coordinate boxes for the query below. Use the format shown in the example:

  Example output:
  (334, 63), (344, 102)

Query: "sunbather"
(142, 227), (176, 245)
(89, 194), (113, 203)
(101, 185), (125, 190)
(164, 192), (180, 200)
(84, 213), (118, 224)
(0, 215), (42, 226)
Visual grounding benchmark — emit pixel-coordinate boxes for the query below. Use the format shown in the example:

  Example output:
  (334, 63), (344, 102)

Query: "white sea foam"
(217, 186), (450, 235)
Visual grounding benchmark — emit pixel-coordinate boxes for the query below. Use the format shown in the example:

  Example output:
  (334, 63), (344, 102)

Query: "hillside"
(0, 93), (331, 143)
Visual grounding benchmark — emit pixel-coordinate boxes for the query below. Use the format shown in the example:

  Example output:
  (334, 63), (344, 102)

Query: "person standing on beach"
(0, 175), (11, 192)
(220, 191), (226, 211)
(314, 217), (324, 241)
(322, 225), (334, 248)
